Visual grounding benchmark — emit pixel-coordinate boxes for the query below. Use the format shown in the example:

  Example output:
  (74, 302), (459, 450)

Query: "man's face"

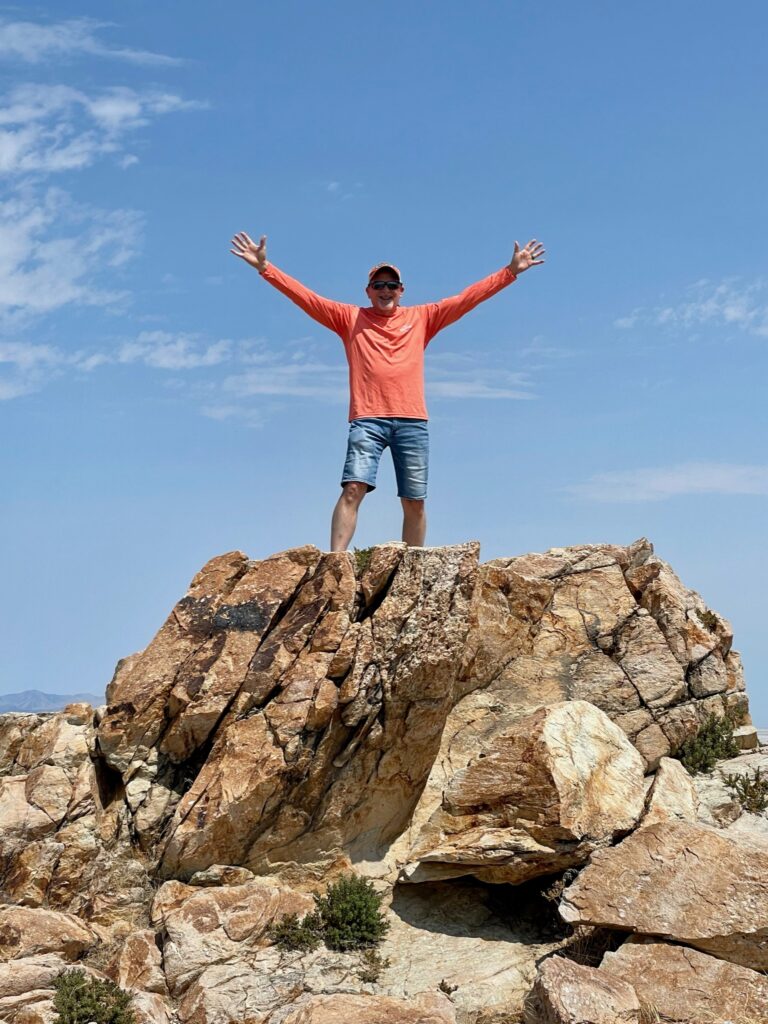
(366, 269), (403, 315)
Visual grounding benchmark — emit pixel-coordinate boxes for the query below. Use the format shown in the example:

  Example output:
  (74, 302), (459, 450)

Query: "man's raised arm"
(230, 232), (353, 337)
(422, 238), (545, 341)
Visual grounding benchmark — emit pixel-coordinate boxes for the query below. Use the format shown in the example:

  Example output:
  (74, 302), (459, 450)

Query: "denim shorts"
(341, 418), (429, 500)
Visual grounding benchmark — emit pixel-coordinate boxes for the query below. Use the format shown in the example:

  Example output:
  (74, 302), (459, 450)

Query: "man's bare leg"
(330, 482), (368, 551)
(401, 498), (426, 546)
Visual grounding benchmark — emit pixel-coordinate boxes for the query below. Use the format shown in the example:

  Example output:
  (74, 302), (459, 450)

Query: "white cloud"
(427, 352), (534, 400)
(118, 331), (232, 370)
(0, 338), (97, 399)
(0, 17), (181, 66)
(568, 462), (768, 502)
(0, 83), (205, 175)
(614, 279), (768, 338)
(0, 189), (141, 321)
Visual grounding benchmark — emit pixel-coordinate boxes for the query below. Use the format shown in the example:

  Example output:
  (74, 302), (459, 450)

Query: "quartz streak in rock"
(404, 701), (645, 884)
(559, 820), (768, 971)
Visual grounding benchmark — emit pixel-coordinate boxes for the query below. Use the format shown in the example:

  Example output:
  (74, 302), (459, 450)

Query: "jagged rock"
(402, 701), (645, 885)
(599, 939), (768, 1022)
(640, 756), (698, 826)
(526, 955), (640, 1023)
(156, 544), (478, 879)
(559, 820), (768, 971)
(0, 907), (96, 961)
(158, 878), (314, 995)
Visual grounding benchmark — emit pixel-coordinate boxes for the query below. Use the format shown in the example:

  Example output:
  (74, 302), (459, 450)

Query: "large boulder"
(559, 820), (768, 971)
(401, 701), (645, 885)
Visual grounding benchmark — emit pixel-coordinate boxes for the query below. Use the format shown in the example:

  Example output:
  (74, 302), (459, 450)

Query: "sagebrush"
(676, 713), (738, 774)
(269, 874), (389, 953)
(725, 767), (768, 813)
(53, 969), (135, 1024)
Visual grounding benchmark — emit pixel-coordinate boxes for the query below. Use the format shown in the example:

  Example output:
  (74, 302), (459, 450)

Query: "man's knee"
(341, 481), (368, 505)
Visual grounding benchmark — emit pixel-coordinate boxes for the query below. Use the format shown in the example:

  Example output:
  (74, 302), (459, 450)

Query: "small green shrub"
(725, 767), (768, 814)
(313, 874), (390, 951)
(353, 546), (374, 576)
(53, 969), (135, 1024)
(268, 875), (390, 955)
(267, 910), (323, 951)
(677, 713), (739, 775)
(356, 948), (391, 983)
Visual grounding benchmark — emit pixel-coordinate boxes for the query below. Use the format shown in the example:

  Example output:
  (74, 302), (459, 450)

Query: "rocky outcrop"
(0, 539), (760, 1024)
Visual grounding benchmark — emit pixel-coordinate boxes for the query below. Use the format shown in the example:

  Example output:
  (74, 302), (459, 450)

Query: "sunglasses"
(369, 281), (401, 291)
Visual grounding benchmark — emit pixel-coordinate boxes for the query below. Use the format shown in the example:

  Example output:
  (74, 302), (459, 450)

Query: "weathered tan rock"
(613, 612), (686, 709)
(130, 992), (173, 1024)
(600, 939), (768, 1022)
(640, 756), (698, 826)
(638, 559), (732, 666)
(106, 929), (167, 994)
(161, 878), (314, 995)
(25, 766), (73, 826)
(159, 545), (478, 880)
(559, 821), (768, 970)
(526, 955), (640, 1024)
(0, 776), (58, 861)
(0, 955), (68, 1000)
(271, 992), (457, 1024)
(403, 701), (645, 885)
(97, 550), (256, 773)
(735, 724), (759, 750)
(3, 840), (64, 907)
(15, 709), (91, 772)
(0, 908), (96, 961)
(0, 715), (44, 773)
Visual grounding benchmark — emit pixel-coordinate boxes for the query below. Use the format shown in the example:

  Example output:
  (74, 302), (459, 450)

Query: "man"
(230, 232), (545, 551)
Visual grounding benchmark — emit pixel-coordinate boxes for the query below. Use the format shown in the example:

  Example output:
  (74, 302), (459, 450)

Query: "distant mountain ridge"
(0, 689), (103, 713)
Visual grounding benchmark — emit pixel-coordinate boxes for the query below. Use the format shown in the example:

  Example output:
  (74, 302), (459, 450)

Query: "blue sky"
(2, 2), (767, 723)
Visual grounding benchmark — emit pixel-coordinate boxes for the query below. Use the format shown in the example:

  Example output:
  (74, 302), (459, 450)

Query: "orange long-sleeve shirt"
(260, 262), (516, 421)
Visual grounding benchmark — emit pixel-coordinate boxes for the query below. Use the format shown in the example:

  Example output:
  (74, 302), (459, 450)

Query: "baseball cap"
(368, 263), (402, 284)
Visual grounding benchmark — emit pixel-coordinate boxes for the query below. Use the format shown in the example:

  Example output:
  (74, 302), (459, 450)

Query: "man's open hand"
(230, 232), (268, 271)
(509, 239), (545, 275)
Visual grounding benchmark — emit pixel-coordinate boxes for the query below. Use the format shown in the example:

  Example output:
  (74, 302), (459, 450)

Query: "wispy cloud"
(0, 338), (99, 398)
(427, 352), (534, 400)
(0, 189), (141, 322)
(118, 331), (232, 370)
(0, 82), (205, 174)
(568, 462), (768, 502)
(614, 279), (768, 338)
(0, 17), (181, 66)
